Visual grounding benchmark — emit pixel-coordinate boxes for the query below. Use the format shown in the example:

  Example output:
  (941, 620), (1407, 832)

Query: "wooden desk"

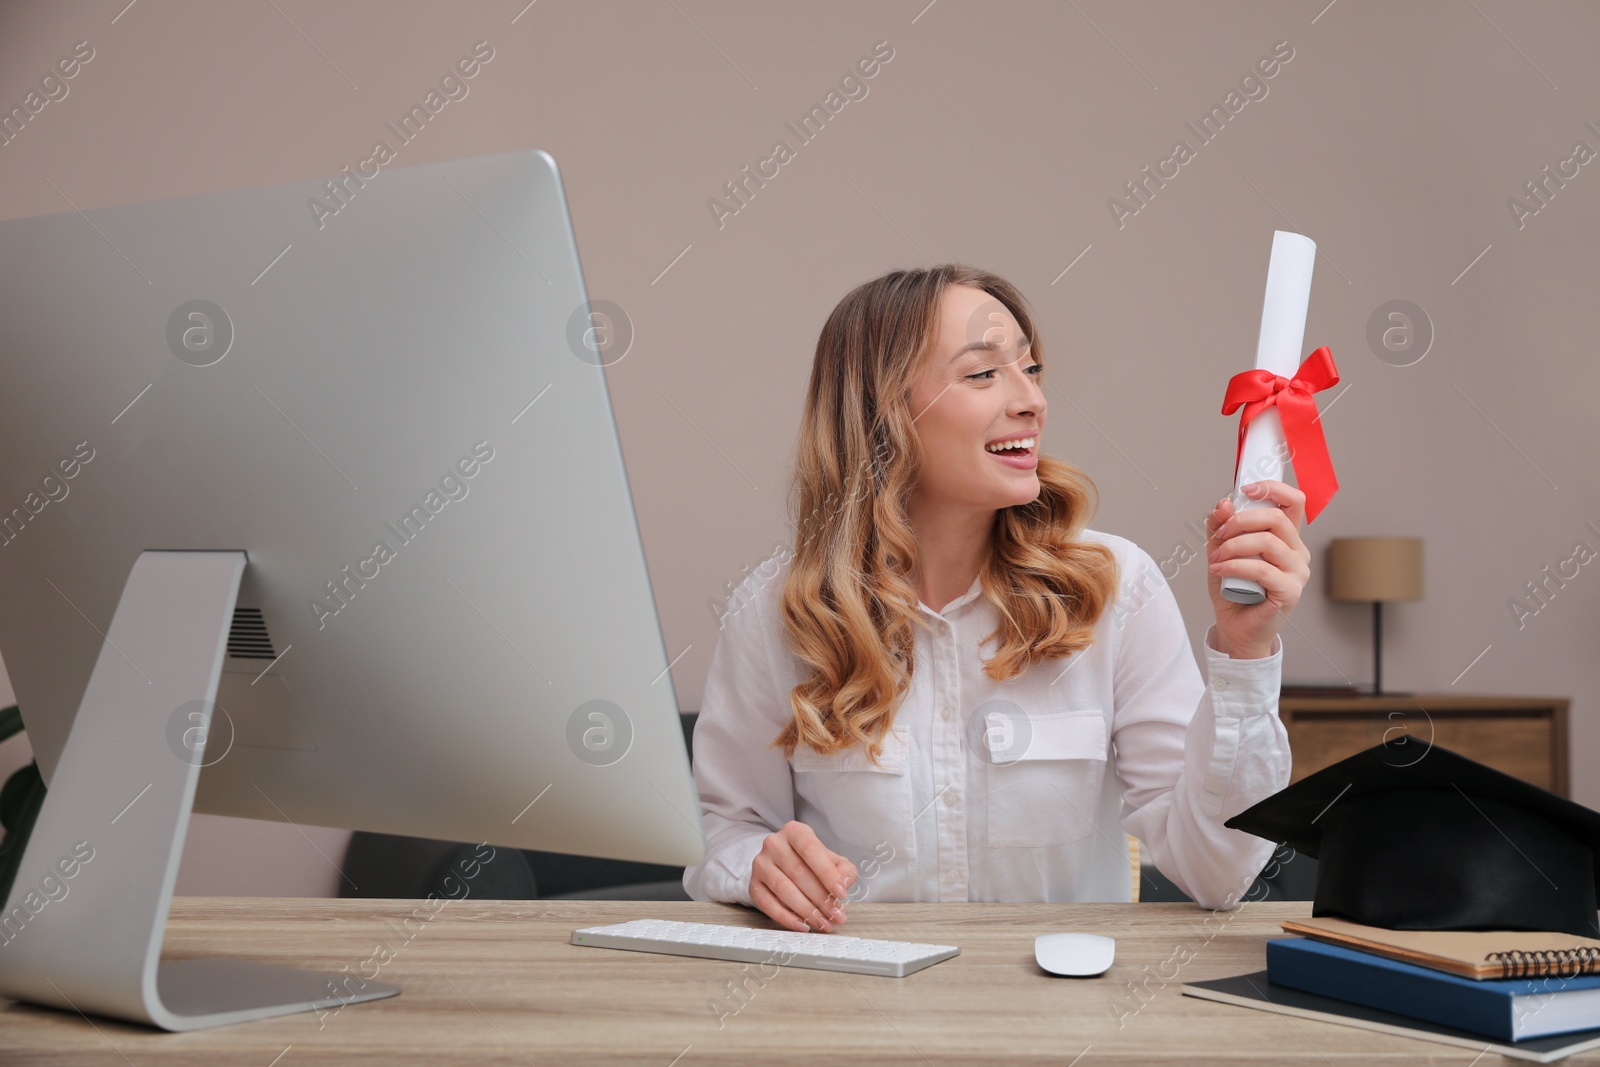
(5, 898), (1593, 1065)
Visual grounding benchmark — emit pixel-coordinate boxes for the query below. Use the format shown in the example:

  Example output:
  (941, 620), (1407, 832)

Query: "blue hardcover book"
(1267, 937), (1600, 1042)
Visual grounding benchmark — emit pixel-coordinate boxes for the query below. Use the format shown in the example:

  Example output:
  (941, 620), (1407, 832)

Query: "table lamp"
(1327, 537), (1423, 696)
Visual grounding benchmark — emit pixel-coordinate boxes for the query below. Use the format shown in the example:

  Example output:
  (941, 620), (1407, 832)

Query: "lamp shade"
(1327, 537), (1424, 602)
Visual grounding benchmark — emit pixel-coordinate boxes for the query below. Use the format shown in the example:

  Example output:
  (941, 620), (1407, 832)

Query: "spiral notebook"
(1282, 916), (1600, 980)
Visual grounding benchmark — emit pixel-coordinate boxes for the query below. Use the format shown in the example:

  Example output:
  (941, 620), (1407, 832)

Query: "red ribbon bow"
(1221, 345), (1341, 523)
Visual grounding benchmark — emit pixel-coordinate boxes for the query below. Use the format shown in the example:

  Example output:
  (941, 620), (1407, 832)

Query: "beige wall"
(0, 0), (1596, 895)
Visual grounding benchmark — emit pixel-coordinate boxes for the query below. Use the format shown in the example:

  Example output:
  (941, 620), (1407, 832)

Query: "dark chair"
(340, 713), (699, 901)
(1137, 841), (1315, 903)
(340, 710), (1314, 904)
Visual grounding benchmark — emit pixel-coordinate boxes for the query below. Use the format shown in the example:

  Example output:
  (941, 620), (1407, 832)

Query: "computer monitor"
(0, 150), (706, 1029)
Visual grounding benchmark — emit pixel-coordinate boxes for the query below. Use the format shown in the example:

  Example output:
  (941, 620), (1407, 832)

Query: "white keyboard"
(570, 918), (959, 978)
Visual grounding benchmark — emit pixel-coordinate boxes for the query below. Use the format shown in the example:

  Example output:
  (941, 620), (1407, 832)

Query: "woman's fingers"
(1211, 531), (1306, 596)
(749, 822), (855, 932)
(1212, 497), (1308, 558)
(834, 856), (859, 893)
(1207, 481), (1312, 654)
(1240, 479), (1307, 526)
(750, 877), (813, 933)
(1210, 555), (1287, 589)
(784, 823), (851, 924)
(1211, 530), (1299, 569)
(791, 828), (852, 900)
(774, 848), (847, 927)
(1207, 496), (1235, 544)
(752, 849), (826, 931)
(763, 860), (836, 932)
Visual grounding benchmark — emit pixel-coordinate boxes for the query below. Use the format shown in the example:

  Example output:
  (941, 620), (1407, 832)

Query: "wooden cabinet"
(1278, 693), (1570, 797)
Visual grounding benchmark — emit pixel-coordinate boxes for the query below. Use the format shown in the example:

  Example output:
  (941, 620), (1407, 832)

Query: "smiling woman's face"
(906, 284), (1047, 514)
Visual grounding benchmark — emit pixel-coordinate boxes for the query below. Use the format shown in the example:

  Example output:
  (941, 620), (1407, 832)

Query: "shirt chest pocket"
(986, 708), (1108, 848)
(789, 725), (913, 856)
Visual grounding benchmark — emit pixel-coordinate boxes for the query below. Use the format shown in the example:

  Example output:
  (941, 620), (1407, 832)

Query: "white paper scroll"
(1221, 230), (1316, 606)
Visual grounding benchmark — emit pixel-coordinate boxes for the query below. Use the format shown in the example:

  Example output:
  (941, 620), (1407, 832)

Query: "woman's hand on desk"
(749, 820), (857, 933)
(1205, 479), (1311, 659)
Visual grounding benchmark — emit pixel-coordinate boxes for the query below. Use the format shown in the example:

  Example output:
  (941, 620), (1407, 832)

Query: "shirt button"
(941, 707), (954, 722)
(943, 790), (957, 807)
(945, 869), (959, 883)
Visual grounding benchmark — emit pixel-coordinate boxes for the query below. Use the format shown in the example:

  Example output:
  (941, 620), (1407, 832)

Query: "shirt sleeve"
(1107, 543), (1291, 910)
(681, 571), (796, 907)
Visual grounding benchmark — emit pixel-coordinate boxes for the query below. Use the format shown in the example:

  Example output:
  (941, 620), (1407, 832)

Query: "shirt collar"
(916, 573), (984, 618)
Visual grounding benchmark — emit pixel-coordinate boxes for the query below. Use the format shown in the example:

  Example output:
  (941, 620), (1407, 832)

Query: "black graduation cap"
(1225, 737), (1600, 938)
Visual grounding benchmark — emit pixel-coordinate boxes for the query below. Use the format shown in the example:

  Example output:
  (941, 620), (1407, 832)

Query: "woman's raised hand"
(1205, 479), (1312, 658)
(749, 820), (857, 933)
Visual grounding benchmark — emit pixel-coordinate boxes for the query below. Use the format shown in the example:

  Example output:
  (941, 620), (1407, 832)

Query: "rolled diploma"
(1221, 229), (1316, 605)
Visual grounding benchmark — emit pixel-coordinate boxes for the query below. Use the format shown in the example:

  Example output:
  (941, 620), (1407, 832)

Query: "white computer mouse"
(1035, 932), (1116, 977)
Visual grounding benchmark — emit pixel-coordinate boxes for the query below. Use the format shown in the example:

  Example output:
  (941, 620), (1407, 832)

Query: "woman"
(683, 264), (1306, 933)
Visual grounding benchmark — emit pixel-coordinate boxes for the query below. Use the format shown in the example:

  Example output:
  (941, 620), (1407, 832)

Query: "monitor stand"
(0, 550), (399, 1030)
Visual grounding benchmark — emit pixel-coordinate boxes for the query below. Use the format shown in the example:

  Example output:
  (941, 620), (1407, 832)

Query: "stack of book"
(1269, 916), (1600, 1041)
(1183, 738), (1600, 1059)
(1186, 916), (1600, 1060)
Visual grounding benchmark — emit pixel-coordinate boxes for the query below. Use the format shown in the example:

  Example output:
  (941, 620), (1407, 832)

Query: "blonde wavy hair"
(772, 264), (1119, 766)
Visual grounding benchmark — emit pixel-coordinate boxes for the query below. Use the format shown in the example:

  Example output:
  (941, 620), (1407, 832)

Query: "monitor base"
(0, 551), (400, 1031)
(156, 958), (398, 1028)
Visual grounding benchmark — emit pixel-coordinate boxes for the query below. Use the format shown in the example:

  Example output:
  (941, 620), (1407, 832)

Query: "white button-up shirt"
(682, 529), (1291, 910)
